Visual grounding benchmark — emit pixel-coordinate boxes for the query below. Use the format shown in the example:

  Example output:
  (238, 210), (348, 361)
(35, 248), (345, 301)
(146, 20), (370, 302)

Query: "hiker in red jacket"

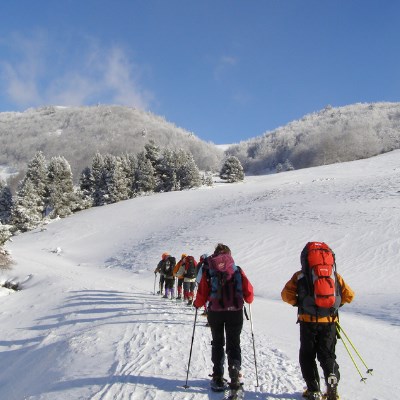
(194, 243), (254, 394)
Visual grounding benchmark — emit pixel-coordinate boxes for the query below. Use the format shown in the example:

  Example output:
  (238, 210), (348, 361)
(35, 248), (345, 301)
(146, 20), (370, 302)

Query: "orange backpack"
(298, 242), (342, 318)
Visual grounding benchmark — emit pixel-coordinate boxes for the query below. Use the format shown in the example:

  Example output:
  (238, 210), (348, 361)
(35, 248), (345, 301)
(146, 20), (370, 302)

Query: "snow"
(0, 164), (18, 181)
(2, 150), (400, 400)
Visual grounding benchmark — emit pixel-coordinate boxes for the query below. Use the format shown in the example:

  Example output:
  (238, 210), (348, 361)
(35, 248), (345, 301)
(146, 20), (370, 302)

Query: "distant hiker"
(183, 255), (198, 305)
(194, 243), (254, 395)
(161, 253), (176, 299)
(281, 242), (355, 400)
(173, 253), (187, 300)
(154, 252), (168, 295)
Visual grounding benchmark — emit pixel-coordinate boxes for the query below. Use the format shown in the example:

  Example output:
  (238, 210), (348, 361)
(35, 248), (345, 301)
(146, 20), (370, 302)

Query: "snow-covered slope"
(1, 150), (399, 400)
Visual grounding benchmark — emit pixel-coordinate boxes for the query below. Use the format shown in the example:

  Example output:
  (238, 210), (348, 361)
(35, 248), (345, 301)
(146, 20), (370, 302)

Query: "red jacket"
(194, 267), (254, 309)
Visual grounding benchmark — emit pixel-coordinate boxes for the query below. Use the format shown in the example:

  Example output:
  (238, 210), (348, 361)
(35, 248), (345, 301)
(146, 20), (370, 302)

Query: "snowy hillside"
(0, 105), (223, 179)
(1, 150), (399, 400)
(228, 102), (400, 174)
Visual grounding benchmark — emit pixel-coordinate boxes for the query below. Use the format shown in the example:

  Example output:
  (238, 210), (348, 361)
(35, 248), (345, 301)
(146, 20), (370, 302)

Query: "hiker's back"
(297, 241), (341, 319)
(162, 256), (176, 278)
(207, 253), (244, 312)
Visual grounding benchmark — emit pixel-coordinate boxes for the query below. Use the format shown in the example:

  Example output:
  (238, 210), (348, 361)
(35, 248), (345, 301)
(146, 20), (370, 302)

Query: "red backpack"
(298, 242), (342, 318)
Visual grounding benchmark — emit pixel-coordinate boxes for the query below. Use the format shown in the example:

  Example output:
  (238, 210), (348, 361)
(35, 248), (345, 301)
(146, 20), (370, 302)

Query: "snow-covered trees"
(4, 143), (205, 236)
(47, 156), (77, 218)
(135, 151), (156, 193)
(175, 149), (202, 189)
(0, 223), (12, 246)
(11, 179), (44, 232)
(0, 181), (12, 224)
(220, 156), (245, 183)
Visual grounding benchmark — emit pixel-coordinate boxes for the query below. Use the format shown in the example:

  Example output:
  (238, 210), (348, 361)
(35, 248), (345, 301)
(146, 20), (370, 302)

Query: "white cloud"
(0, 31), (46, 106)
(0, 32), (153, 110)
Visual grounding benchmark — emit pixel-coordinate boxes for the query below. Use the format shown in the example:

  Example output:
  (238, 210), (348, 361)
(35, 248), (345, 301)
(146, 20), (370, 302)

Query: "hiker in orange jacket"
(173, 253), (187, 300)
(281, 242), (355, 400)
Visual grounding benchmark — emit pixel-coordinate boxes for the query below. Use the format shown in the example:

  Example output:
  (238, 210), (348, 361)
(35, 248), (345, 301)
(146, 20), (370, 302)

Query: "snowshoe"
(225, 383), (244, 399)
(302, 389), (323, 400)
(210, 377), (228, 392)
(324, 374), (339, 400)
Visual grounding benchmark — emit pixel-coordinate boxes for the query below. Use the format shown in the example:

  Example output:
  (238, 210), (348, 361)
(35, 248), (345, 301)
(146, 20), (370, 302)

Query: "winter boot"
(210, 376), (227, 392)
(302, 389), (323, 400)
(324, 374), (339, 400)
(187, 299), (193, 306)
(162, 288), (169, 299)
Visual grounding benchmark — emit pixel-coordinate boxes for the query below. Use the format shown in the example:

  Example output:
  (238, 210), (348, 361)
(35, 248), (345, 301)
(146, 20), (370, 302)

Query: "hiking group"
(154, 242), (355, 400)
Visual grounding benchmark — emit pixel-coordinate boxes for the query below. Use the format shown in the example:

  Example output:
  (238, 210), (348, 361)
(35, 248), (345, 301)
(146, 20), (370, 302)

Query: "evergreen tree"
(120, 153), (136, 198)
(134, 151), (156, 194)
(157, 149), (178, 192)
(144, 140), (161, 170)
(175, 149), (202, 189)
(0, 181), (12, 224)
(91, 153), (107, 206)
(220, 156), (245, 183)
(202, 171), (214, 186)
(10, 178), (44, 232)
(24, 151), (48, 215)
(144, 140), (162, 188)
(79, 166), (94, 198)
(283, 159), (295, 171)
(47, 156), (76, 218)
(0, 222), (12, 246)
(103, 154), (130, 204)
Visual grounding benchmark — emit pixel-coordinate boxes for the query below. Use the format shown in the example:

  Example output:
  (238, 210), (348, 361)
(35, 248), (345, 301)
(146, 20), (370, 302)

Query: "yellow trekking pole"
(336, 324), (366, 383)
(336, 322), (373, 376)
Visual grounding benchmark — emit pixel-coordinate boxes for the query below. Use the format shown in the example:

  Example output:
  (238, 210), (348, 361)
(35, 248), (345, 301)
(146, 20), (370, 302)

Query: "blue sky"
(1, 1), (399, 144)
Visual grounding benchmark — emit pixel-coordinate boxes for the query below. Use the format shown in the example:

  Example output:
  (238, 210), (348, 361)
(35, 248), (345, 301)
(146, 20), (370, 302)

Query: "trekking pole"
(153, 273), (157, 295)
(336, 322), (373, 375)
(336, 324), (367, 383)
(248, 304), (260, 387)
(183, 307), (198, 389)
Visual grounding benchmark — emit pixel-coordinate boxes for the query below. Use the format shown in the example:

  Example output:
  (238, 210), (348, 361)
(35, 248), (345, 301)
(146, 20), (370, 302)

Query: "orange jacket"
(281, 271), (355, 323)
(173, 258), (185, 279)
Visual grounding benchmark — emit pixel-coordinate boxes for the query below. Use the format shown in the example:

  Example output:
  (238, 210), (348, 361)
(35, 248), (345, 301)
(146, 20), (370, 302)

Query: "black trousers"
(299, 322), (339, 392)
(207, 310), (243, 379)
(158, 274), (165, 292)
(164, 278), (174, 289)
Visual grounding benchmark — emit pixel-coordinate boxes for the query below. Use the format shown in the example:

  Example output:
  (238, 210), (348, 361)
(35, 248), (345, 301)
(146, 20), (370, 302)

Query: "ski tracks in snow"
(89, 289), (304, 400)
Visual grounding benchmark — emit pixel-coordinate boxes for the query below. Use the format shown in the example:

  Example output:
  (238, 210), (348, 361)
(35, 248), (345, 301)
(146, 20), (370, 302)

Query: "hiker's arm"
(241, 270), (254, 304)
(193, 272), (209, 308)
(337, 274), (355, 305)
(281, 272), (300, 306)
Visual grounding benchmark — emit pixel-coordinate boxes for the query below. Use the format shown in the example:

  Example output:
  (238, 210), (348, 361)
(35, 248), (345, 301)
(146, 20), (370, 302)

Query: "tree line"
(0, 141), (244, 245)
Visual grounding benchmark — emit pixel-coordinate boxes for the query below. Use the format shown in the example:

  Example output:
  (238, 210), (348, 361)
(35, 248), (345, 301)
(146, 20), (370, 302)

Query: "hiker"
(173, 253), (187, 300)
(183, 255), (198, 305)
(194, 243), (254, 394)
(154, 252), (168, 295)
(161, 252), (176, 299)
(281, 242), (355, 400)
